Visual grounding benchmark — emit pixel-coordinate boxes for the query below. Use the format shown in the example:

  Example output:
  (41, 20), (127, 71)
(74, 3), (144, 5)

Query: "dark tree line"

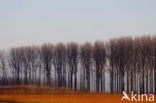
(0, 36), (156, 94)
(108, 36), (156, 94)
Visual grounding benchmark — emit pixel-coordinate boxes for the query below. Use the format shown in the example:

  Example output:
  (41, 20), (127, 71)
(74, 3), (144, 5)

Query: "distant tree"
(9, 48), (23, 85)
(19, 47), (29, 85)
(115, 38), (127, 93)
(133, 38), (141, 93)
(152, 36), (156, 94)
(144, 37), (152, 94)
(80, 42), (92, 91)
(93, 41), (106, 92)
(0, 50), (7, 85)
(108, 39), (116, 93)
(67, 42), (79, 90)
(138, 36), (151, 94)
(54, 43), (66, 87)
(150, 36), (156, 94)
(1, 35), (156, 94)
(123, 37), (133, 94)
(41, 43), (54, 86)
(37, 47), (44, 86)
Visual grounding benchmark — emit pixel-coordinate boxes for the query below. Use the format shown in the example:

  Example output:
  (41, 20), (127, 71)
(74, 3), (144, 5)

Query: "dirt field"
(0, 94), (155, 103)
(0, 94), (126, 103)
(0, 86), (155, 103)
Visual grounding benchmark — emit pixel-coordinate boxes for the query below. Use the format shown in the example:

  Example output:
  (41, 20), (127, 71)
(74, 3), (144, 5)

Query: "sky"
(0, 0), (156, 49)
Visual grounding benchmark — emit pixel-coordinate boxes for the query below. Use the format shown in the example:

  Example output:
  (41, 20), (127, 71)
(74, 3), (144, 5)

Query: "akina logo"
(121, 91), (154, 102)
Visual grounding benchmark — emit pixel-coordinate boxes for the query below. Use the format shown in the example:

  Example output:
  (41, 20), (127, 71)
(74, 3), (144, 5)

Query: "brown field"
(0, 94), (156, 103)
(0, 86), (155, 103)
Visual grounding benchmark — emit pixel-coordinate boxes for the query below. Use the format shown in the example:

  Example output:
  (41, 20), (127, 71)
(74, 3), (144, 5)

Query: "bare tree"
(124, 37), (133, 94)
(41, 43), (54, 86)
(80, 42), (92, 91)
(54, 43), (66, 87)
(0, 50), (7, 85)
(9, 48), (23, 85)
(1, 35), (156, 94)
(67, 42), (79, 90)
(93, 41), (106, 92)
(108, 39), (116, 93)
(114, 38), (128, 93)
(152, 36), (156, 94)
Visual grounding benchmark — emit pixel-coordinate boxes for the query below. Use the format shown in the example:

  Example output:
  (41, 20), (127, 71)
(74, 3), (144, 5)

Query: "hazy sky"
(0, 0), (156, 49)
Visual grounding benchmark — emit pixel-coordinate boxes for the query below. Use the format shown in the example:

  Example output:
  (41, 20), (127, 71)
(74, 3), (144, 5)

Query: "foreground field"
(0, 86), (155, 103)
(0, 94), (156, 103)
(0, 94), (126, 103)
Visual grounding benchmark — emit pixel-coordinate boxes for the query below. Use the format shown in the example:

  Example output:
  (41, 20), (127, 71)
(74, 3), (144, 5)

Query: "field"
(0, 86), (155, 103)
(1, 94), (156, 103)
(0, 94), (125, 103)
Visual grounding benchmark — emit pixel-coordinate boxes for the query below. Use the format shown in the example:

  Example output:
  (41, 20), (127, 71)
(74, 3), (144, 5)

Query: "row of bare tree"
(0, 36), (156, 94)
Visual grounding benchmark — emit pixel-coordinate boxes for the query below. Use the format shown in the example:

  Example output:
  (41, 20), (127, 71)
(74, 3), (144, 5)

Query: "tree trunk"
(154, 68), (156, 94)
(127, 70), (129, 93)
(103, 68), (105, 92)
(146, 68), (148, 94)
(110, 65), (114, 94)
(150, 69), (153, 94)
(142, 65), (145, 94)
(74, 72), (77, 91)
